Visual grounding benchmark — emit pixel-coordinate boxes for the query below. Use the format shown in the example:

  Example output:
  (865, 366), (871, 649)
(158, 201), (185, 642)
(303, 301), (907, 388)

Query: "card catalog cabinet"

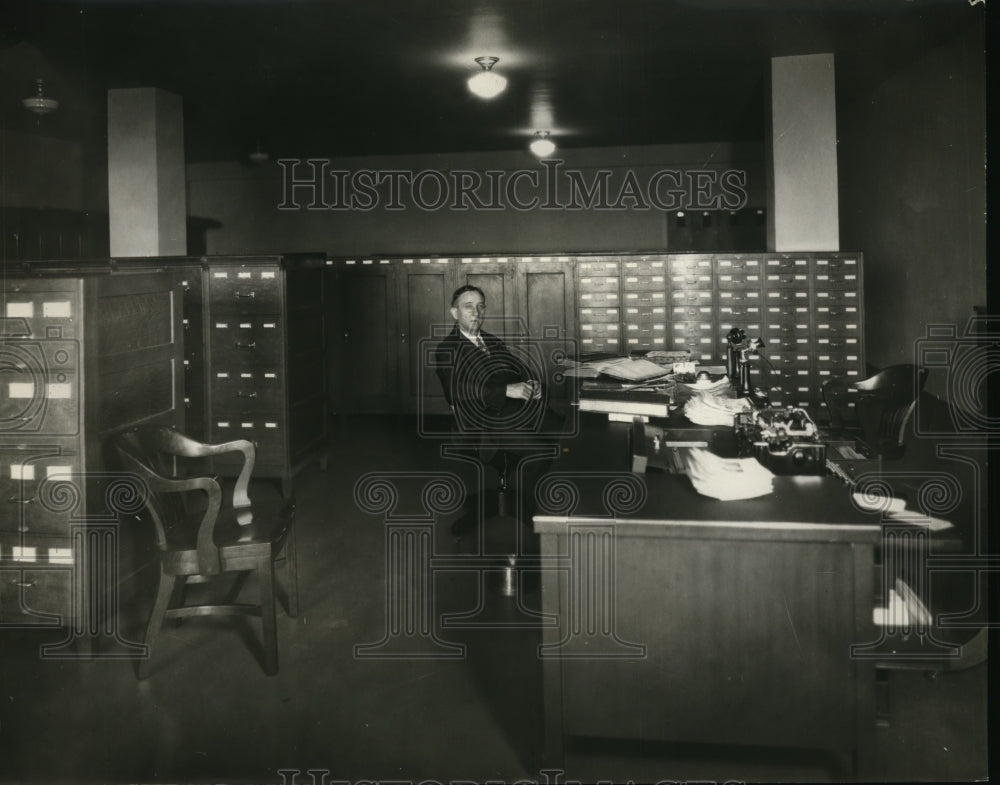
(571, 251), (864, 414)
(204, 254), (327, 497)
(0, 270), (183, 634)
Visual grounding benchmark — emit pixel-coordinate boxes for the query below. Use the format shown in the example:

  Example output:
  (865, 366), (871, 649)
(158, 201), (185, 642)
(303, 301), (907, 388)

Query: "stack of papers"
(680, 448), (774, 500)
(851, 491), (954, 531)
(562, 356), (671, 382)
(684, 391), (750, 426)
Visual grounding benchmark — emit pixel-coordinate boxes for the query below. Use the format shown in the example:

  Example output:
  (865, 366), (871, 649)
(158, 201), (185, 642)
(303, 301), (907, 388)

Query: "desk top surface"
(531, 413), (949, 544)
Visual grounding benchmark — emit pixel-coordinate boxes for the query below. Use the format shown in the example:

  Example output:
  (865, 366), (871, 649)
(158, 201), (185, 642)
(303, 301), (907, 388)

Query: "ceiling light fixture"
(529, 131), (556, 157)
(467, 56), (507, 99)
(23, 78), (59, 116)
(249, 142), (269, 164)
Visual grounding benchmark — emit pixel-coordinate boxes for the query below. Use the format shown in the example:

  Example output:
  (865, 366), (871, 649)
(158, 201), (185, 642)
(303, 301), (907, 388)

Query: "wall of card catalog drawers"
(327, 251), (864, 417)
(0, 269), (183, 646)
(576, 251), (864, 412)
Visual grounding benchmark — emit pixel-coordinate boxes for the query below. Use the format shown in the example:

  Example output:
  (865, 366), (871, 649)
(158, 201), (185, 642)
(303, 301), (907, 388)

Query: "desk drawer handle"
(7, 496), (35, 505)
(9, 579), (35, 588)
(234, 290), (256, 300)
(236, 391), (258, 399)
(234, 341), (256, 350)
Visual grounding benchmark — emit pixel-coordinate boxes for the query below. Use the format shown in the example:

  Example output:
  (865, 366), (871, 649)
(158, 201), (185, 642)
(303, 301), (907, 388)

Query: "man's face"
(451, 290), (486, 335)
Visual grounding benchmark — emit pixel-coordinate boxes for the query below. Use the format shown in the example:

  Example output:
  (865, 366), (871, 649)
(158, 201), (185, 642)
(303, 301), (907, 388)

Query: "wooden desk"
(533, 415), (881, 773)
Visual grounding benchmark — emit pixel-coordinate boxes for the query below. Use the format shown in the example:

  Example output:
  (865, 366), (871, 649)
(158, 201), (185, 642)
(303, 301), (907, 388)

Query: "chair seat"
(162, 497), (295, 575)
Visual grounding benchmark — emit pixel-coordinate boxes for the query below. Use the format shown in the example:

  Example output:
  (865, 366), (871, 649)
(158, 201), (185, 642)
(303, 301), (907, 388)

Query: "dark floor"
(0, 414), (989, 784)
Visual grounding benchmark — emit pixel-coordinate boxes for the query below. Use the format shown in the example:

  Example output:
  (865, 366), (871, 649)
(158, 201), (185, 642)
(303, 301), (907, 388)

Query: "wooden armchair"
(113, 425), (298, 678)
(822, 364), (929, 459)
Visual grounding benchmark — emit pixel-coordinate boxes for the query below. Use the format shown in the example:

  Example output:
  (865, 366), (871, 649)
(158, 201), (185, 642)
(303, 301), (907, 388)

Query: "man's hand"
(506, 380), (542, 401)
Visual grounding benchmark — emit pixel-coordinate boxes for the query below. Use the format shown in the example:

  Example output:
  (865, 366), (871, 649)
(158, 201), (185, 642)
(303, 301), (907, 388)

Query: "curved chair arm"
(128, 426), (257, 511)
(139, 471), (224, 576)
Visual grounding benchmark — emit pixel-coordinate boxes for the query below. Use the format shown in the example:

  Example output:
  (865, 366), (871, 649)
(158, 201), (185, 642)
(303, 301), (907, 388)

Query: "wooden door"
(328, 261), (397, 412)
(396, 259), (456, 414)
(514, 259), (577, 401)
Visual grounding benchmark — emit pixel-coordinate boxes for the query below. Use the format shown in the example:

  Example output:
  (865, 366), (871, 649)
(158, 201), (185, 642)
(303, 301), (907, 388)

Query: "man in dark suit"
(435, 284), (547, 436)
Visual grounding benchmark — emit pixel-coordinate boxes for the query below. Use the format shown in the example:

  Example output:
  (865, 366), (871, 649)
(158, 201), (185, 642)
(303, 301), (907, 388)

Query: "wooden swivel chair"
(822, 364), (929, 459)
(114, 425), (298, 677)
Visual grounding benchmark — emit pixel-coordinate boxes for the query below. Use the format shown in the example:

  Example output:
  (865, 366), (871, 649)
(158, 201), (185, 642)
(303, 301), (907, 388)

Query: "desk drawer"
(208, 268), (282, 313)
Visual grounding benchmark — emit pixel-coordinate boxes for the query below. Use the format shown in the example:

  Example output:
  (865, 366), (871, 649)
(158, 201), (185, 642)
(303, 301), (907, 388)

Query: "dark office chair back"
(824, 364), (929, 459)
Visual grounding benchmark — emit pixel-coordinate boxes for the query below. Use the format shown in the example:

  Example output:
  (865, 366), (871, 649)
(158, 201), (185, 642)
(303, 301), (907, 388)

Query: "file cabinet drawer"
(625, 335), (667, 349)
(669, 289), (711, 307)
(579, 336), (619, 352)
(579, 307), (620, 324)
(211, 370), (285, 411)
(621, 259), (666, 275)
(0, 563), (72, 622)
(715, 255), (762, 272)
(578, 291), (619, 307)
(622, 274), (666, 291)
(208, 268), (282, 313)
(716, 272), (762, 288)
(577, 276), (620, 293)
(211, 416), (285, 464)
(210, 318), (283, 364)
(623, 290), (666, 306)
(1, 450), (81, 536)
(667, 256), (713, 276)
(812, 270), (860, 288)
(577, 261), (619, 276)
(2, 286), (81, 340)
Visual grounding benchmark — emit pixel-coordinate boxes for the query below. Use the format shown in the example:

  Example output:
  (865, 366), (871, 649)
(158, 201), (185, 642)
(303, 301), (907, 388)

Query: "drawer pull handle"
(10, 580), (35, 588)
(234, 290), (256, 300)
(234, 341), (256, 350)
(236, 391), (258, 399)
(7, 496), (35, 505)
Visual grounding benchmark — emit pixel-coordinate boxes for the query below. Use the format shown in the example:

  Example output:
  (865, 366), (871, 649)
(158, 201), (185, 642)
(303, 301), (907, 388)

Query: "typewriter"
(734, 406), (827, 475)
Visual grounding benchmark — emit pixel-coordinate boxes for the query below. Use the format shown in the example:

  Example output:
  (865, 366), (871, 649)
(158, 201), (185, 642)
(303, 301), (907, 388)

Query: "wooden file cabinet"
(0, 270), (183, 641)
(204, 254), (327, 497)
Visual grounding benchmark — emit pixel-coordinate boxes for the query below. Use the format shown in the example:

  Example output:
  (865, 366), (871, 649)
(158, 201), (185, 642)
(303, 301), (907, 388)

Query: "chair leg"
(258, 555), (278, 676)
(138, 571), (176, 679)
(282, 527), (299, 618)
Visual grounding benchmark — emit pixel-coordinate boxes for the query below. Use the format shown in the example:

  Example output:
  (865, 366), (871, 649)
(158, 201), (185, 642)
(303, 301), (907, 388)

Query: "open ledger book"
(562, 356), (671, 382)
